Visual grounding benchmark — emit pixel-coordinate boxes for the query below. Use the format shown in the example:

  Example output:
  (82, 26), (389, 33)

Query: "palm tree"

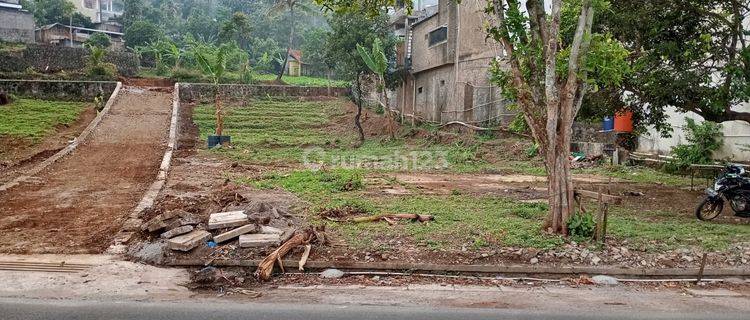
(268, 0), (314, 82)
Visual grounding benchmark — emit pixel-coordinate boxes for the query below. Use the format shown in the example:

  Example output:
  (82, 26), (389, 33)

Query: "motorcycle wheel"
(695, 198), (724, 221)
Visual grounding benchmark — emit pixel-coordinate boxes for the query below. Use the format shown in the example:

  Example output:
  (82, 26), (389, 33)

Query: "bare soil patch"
(0, 107), (97, 184)
(0, 87), (172, 254)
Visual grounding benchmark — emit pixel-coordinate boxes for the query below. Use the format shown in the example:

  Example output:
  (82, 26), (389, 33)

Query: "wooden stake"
(696, 253), (708, 283)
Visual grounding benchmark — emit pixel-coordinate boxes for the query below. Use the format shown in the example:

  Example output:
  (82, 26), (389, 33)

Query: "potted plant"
(193, 44), (231, 148)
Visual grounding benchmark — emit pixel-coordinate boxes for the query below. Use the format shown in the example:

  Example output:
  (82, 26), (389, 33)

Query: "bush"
(86, 32), (111, 49)
(124, 21), (163, 48)
(86, 63), (117, 80)
(171, 67), (205, 82)
(667, 118), (723, 171)
(567, 212), (596, 240)
(508, 112), (529, 133)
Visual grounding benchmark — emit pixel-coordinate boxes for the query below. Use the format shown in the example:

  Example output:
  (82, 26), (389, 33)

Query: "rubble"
(321, 269), (345, 279)
(168, 230), (212, 251)
(260, 225), (283, 234)
(214, 224), (260, 243)
(208, 211), (249, 230)
(161, 225), (194, 239)
(239, 233), (281, 248)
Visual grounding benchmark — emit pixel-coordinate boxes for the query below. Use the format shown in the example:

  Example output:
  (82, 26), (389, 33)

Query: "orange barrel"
(614, 110), (633, 133)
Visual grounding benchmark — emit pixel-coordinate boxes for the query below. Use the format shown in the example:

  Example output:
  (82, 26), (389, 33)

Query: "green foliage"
(124, 21), (163, 48)
(255, 169), (365, 194)
(324, 11), (396, 82)
(525, 143), (539, 158)
(357, 38), (388, 76)
(0, 98), (86, 141)
(592, 0), (750, 132)
(313, 0), (411, 17)
(667, 118), (724, 170)
(85, 33), (111, 49)
(22, 0), (93, 27)
(191, 43), (231, 85)
(508, 112), (528, 134)
(85, 45), (117, 79)
(567, 212), (596, 240)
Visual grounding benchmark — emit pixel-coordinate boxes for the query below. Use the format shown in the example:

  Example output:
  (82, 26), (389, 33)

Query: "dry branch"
(255, 227), (325, 281)
(326, 213), (434, 225)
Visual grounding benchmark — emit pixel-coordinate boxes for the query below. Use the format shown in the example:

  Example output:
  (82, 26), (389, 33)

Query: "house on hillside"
(72, 0), (124, 24)
(0, 0), (34, 43)
(286, 50), (305, 77)
(389, 0), (512, 126)
(36, 23), (125, 49)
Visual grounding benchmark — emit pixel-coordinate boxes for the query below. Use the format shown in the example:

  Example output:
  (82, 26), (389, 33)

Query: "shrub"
(86, 63), (117, 80)
(567, 212), (596, 240)
(508, 112), (529, 134)
(667, 118), (723, 171)
(85, 32), (111, 49)
(171, 67), (205, 82)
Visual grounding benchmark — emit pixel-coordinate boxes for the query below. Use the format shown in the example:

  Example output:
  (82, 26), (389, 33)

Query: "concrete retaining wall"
(0, 8), (34, 43)
(0, 79), (118, 101)
(0, 44), (139, 77)
(178, 83), (350, 101)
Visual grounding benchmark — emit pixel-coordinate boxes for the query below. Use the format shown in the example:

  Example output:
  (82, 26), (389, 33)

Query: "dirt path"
(0, 87), (172, 254)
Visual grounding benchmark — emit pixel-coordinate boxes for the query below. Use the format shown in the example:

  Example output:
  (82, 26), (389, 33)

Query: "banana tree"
(193, 44), (230, 143)
(357, 38), (395, 138)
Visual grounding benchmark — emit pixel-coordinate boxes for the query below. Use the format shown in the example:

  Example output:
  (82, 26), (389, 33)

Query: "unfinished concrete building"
(391, 0), (512, 126)
(0, 0), (34, 43)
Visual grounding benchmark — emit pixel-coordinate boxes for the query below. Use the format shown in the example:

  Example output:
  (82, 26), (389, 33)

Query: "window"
(440, 80), (445, 86)
(428, 26), (447, 46)
(418, 87), (423, 94)
(84, 0), (95, 9)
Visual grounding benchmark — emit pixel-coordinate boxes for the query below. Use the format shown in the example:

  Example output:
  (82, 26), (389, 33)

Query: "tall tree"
(591, 0), (750, 135)
(268, 0), (316, 81)
(22, 0), (93, 27)
(486, 0), (628, 235)
(324, 11), (396, 144)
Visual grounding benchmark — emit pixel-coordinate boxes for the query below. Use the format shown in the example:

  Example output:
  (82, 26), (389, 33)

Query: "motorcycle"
(696, 164), (750, 221)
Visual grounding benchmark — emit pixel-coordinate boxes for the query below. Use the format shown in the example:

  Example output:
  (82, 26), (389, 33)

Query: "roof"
(409, 6), (439, 28)
(36, 23), (124, 36)
(289, 49), (303, 62)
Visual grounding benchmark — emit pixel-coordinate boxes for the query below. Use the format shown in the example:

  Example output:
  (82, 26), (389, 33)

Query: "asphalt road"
(0, 299), (746, 320)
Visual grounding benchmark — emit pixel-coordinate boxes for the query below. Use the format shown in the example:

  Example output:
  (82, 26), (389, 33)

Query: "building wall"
(637, 105), (750, 161)
(399, 0), (511, 126)
(0, 8), (34, 43)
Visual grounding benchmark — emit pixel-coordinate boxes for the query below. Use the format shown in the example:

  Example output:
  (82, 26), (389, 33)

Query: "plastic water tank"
(614, 111), (634, 133)
(603, 116), (614, 132)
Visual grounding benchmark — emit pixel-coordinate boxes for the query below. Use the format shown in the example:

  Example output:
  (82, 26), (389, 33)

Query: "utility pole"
(69, 15), (73, 47)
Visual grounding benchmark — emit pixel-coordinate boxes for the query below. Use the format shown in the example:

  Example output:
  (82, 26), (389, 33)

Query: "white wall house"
(637, 104), (750, 162)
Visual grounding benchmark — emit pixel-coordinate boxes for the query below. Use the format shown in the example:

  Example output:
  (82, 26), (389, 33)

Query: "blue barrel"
(603, 116), (615, 131)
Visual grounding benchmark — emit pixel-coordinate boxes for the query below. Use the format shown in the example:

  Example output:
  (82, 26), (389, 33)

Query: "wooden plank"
(575, 190), (622, 205)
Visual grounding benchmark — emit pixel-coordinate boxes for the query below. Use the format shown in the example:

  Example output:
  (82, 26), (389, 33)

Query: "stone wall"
(0, 8), (34, 44)
(178, 83), (350, 101)
(0, 44), (139, 76)
(0, 79), (118, 101)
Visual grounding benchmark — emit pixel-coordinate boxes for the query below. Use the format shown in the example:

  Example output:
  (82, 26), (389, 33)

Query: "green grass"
(608, 207), (750, 251)
(254, 73), (349, 87)
(0, 98), (87, 141)
(195, 99), (491, 172)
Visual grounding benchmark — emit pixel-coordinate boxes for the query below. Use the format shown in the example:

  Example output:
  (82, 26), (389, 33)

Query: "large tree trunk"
(543, 124), (574, 234)
(276, 5), (295, 81)
(354, 74), (365, 144)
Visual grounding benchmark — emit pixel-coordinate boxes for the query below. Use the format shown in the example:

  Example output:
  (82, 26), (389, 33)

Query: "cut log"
(213, 224), (259, 243)
(208, 211), (248, 230)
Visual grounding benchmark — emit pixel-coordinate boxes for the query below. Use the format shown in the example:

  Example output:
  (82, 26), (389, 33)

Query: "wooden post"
(595, 186), (605, 243)
(696, 252), (708, 283)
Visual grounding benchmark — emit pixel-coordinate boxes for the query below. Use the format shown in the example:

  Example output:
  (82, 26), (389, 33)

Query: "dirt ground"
(0, 107), (97, 185)
(0, 87), (172, 254)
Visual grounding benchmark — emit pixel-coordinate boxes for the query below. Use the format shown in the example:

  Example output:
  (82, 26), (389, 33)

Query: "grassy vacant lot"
(196, 98), (748, 253)
(0, 98), (87, 141)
